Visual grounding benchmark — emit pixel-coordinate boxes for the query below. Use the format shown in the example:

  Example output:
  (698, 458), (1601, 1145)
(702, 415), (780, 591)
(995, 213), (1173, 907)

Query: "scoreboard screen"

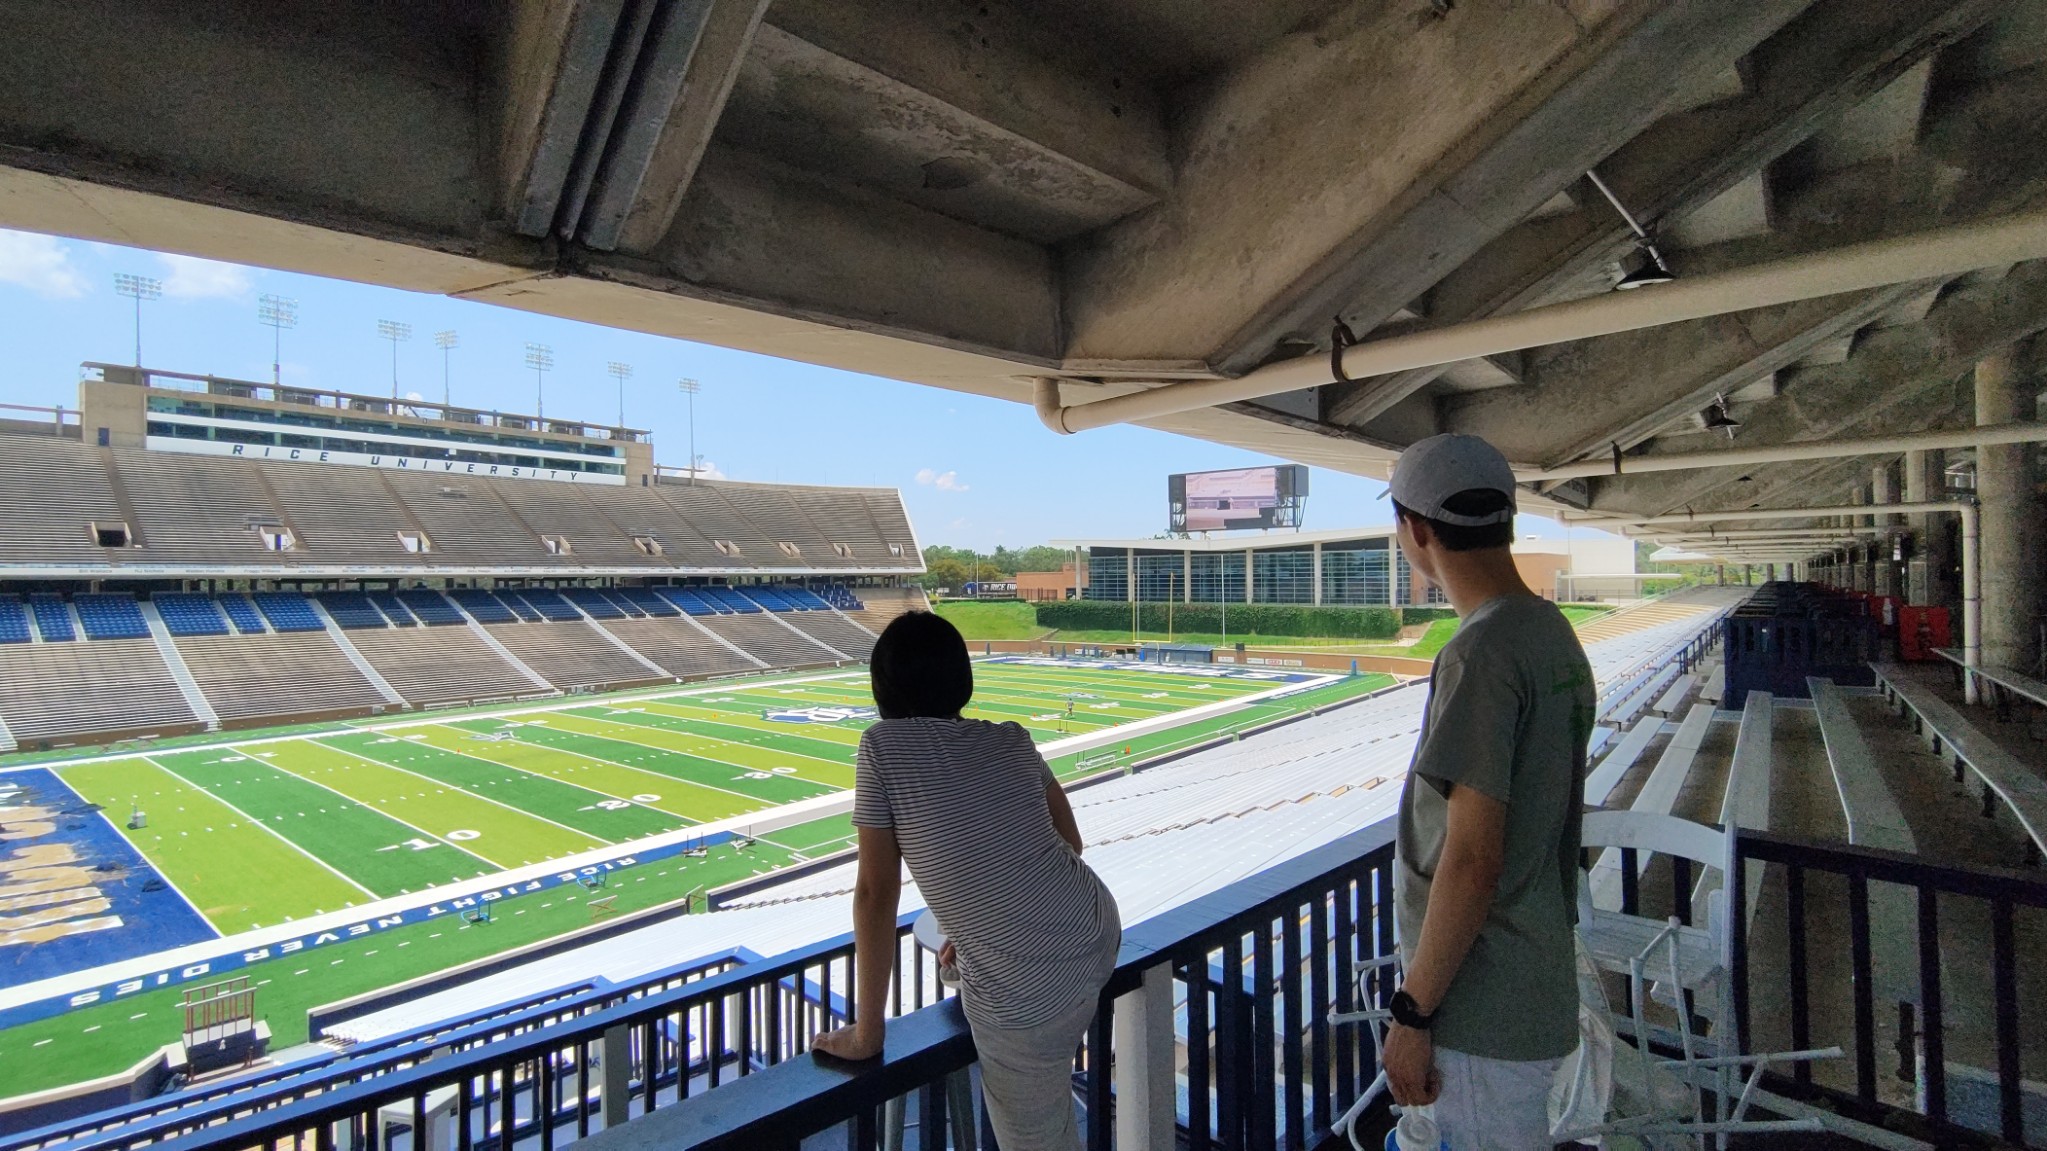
(1168, 465), (1308, 532)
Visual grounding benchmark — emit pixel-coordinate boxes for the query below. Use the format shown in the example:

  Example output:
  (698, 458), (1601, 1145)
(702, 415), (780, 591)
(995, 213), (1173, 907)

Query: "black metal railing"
(87, 825), (1398, 1151)
(1732, 829), (2047, 1148)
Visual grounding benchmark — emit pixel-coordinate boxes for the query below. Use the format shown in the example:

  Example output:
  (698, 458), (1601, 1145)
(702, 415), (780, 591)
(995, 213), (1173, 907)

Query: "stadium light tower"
(377, 320), (412, 400)
(526, 342), (554, 420)
(257, 294), (298, 388)
(678, 378), (701, 483)
(607, 361), (634, 428)
(433, 330), (458, 409)
(113, 273), (162, 367)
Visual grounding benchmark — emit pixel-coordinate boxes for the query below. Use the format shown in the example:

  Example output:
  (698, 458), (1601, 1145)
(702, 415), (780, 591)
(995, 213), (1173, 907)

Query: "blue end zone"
(0, 769), (219, 991)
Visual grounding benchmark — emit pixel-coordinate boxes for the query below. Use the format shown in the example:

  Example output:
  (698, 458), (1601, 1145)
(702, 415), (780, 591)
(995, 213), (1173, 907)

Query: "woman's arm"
(1046, 779), (1084, 854)
(812, 825), (903, 1059)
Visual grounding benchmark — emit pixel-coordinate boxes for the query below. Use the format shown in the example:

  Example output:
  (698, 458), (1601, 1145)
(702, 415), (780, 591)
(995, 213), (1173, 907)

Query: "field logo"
(763, 706), (877, 725)
(0, 779), (121, 948)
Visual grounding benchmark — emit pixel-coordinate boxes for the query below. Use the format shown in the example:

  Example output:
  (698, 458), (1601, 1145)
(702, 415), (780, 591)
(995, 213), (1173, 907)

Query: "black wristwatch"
(1389, 988), (1436, 1031)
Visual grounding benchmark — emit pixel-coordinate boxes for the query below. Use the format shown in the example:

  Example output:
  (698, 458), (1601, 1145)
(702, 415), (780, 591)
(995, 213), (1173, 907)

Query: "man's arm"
(1381, 783), (1508, 1103)
(813, 825), (902, 1059)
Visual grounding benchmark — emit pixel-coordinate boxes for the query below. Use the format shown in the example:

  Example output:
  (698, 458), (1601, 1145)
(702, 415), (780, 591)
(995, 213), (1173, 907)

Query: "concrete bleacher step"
(447, 602), (555, 693)
(0, 714), (16, 753)
(578, 616), (674, 680)
(1651, 672), (1697, 718)
(754, 606), (851, 660)
(1809, 677), (1920, 1006)
(310, 600), (407, 706)
(1873, 663), (2047, 864)
(1589, 701), (1713, 909)
(1585, 717), (1665, 808)
(140, 600), (223, 730)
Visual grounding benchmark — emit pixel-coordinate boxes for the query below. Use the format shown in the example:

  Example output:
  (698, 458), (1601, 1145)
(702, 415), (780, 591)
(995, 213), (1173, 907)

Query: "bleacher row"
(0, 432), (920, 572)
(0, 585), (928, 750)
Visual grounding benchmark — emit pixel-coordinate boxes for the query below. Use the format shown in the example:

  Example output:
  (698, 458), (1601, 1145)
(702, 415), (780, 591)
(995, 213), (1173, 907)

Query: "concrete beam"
(1580, 261), (2047, 514)
(1062, 1), (1808, 369)
(1324, 0), (1996, 429)
(1444, 62), (2047, 467)
(587, 0), (774, 253)
(497, 0), (628, 238)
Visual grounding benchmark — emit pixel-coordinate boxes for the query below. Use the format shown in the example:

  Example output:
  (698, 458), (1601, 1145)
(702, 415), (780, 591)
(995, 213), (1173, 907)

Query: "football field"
(0, 658), (1395, 1098)
(43, 660), (1314, 934)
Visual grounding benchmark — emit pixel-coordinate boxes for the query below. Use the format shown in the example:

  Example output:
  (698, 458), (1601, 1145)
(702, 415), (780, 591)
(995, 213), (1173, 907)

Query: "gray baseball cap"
(1386, 434), (1518, 526)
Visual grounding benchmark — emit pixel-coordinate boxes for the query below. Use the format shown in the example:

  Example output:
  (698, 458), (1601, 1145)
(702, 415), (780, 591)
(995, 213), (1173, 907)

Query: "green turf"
(480, 716), (835, 807)
(58, 758), (371, 930)
(929, 600), (1049, 640)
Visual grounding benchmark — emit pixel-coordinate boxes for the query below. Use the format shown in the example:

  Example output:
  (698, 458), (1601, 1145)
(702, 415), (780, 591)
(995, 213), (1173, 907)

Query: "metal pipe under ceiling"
(1034, 209), (2047, 436)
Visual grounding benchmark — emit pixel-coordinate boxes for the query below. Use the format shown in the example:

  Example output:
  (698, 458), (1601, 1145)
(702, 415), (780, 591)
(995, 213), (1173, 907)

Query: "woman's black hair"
(870, 610), (974, 719)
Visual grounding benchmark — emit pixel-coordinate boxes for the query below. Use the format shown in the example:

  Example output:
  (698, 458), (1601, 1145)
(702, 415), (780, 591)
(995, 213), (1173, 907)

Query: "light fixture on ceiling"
(1701, 392), (1741, 442)
(1587, 168), (1675, 291)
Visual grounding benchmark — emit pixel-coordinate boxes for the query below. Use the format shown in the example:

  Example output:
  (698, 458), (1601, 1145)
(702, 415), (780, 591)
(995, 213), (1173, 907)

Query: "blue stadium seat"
(740, 587), (795, 612)
(29, 593), (76, 641)
(153, 593), (230, 637)
(707, 587), (761, 614)
(517, 588), (584, 622)
(562, 588), (625, 619)
(598, 589), (648, 617)
(252, 592), (326, 632)
(74, 594), (152, 640)
(449, 589), (519, 624)
(0, 595), (33, 643)
(493, 590), (546, 622)
(396, 589), (466, 626)
(616, 588), (679, 617)
(317, 591), (389, 629)
(821, 584), (865, 611)
(783, 586), (833, 611)
(655, 587), (719, 616)
(368, 592), (418, 626)
(217, 594), (269, 634)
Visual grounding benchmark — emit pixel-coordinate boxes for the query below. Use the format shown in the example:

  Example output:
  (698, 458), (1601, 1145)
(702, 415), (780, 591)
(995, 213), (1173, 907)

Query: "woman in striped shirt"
(814, 612), (1121, 1150)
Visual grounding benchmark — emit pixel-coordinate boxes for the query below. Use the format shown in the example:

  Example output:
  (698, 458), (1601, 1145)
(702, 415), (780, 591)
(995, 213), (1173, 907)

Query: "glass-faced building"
(1056, 529), (1443, 607)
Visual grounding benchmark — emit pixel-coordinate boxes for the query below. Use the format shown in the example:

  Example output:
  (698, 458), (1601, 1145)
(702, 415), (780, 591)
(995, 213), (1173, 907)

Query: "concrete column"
(1183, 551), (1192, 604)
(1976, 350), (2045, 673)
(1126, 550), (1136, 605)
(1871, 463), (1898, 598)
(1903, 449), (1955, 607)
(1243, 548), (1254, 604)
(1113, 964), (1177, 1150)
(1311, 542), (1323, 606)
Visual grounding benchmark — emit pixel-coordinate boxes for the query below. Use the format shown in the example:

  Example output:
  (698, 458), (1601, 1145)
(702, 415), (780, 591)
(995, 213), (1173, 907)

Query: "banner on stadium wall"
(144, 437), (629, 485)
(2, 832), (730, 1032)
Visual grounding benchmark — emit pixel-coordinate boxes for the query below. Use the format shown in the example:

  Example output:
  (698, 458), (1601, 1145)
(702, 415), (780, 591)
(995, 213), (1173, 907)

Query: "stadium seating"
(846, 586), (929, 633)
(29, 592), (75, 641)
(601, 618), (763, 677)
(216, 593), (269, 633)
(397, 589), (466, 625)
(73, 593), (150, 640)
(597, 588), (649, 617)
(779, 586), (834, 611)
(108, 449), (294, 564)
(0, 594), (30, 643)
(616, 587), (679, 617)
(448, 589), (519, 624)
(653, 586), (719, 616)
(367, 591), (418, 626)
(173, 632), (389, 722)
(486, 621), (666, 689)
(783, 612), (878, 660)
(252, 591), (324, 632)
(154, 593), (231, 636)
(378, 471), (557, 567)
(697, 613), (841, 666)
(317, 591), (389, 629)
(819, 584), (864, 611)
(487, 481), (649, 565)
(347, 625), (542, 703)
(493, 590), (546, 622)
(704, 586), (762, 614)
(563, 587), (626, 619)
(739, 586), (799, 612)
(0, 435), (130, 564)
(0, 638), (199, 742)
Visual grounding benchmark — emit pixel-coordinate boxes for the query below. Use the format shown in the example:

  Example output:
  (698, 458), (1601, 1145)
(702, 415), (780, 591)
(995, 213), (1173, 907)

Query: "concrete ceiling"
(1, 0), (2045, 528)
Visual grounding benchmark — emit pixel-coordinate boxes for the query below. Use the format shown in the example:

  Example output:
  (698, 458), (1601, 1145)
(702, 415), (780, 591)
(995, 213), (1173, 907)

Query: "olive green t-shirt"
(1394, 594), (1595, 1062)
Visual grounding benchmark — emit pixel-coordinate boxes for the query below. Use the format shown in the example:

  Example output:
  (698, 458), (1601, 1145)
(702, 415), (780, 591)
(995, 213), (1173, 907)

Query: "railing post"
(601, 1023), (633, 1128)
(1114, 963), (1177, 1151)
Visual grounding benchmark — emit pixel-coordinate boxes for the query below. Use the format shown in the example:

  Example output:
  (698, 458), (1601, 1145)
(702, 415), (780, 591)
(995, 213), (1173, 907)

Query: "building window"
(1189, 551), (1245, 602)
(1134, 553), (1181, 601)
(1085, 548), (1128, 601)
(1252, 548), (1314, 603)
(1321, 541), (1391, 605)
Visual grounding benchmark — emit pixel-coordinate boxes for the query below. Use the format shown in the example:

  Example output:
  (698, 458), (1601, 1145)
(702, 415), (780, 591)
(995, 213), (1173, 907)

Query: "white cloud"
(914, 467), (969, 492)
(157, 253), (253, 300)
(0, 230), (88, 298)
(682, 459), (728, 480)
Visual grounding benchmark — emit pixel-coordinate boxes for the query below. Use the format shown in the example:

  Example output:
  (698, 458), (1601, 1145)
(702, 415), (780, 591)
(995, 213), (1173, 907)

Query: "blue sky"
(0, 227), (1601, 552)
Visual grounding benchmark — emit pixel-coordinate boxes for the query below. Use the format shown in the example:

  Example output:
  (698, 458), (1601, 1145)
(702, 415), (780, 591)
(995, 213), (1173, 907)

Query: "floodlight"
(114, 274), (163, 367)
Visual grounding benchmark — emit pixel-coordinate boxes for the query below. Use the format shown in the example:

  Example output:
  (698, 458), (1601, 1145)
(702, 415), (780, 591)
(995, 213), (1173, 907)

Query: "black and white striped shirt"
(853, 717), (1116, 1028)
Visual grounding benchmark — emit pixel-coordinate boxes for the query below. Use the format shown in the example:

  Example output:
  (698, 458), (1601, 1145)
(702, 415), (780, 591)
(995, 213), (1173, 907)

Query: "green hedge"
(1398, 606), (1459, 624)
(1034, 600), (1403, 639)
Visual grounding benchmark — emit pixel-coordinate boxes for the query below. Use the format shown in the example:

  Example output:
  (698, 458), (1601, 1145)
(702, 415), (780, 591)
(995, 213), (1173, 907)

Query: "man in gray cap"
(1377, 434), (1594, 1148)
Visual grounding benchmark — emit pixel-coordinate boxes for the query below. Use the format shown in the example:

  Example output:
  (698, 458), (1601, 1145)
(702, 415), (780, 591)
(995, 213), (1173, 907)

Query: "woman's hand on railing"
(812, 1021), (885, 1061)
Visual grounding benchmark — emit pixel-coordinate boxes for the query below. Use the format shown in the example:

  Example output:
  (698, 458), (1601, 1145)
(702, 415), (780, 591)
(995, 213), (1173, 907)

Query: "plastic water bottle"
(1384, 1105), (1448, 1151)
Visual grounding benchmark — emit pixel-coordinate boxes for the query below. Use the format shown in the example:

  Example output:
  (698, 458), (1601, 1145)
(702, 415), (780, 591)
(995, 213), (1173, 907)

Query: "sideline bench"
(1873, 663), (2047, 865)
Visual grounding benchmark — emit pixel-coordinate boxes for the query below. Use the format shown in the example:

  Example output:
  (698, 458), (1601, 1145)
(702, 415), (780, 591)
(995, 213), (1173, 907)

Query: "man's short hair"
(1392, 489), (1515, 552)
(870, 611), (974, 719)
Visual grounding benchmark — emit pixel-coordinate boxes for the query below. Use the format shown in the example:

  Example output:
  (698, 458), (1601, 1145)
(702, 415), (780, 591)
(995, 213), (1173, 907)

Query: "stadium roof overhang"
(3, 1), (2046, 541)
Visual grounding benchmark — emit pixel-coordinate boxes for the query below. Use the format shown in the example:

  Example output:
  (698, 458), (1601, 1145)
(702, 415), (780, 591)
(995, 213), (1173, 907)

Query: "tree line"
(917, 544), (1074, 590)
